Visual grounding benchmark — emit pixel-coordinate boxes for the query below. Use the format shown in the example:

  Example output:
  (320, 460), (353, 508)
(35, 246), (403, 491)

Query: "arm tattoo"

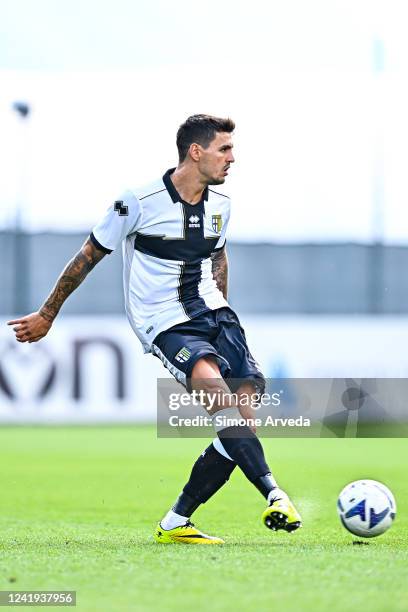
(211, 246), (228, 299)
(39, 238), (106, 322)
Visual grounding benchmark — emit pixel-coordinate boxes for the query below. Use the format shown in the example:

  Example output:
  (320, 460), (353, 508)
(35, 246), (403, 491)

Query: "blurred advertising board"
(1, 316), (408, 424)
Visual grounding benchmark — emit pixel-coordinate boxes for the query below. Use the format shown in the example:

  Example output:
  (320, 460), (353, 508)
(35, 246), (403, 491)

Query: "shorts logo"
(175, 347), (191, 363)
(189, 215), (200, 228)
(212, 214), (223, 233)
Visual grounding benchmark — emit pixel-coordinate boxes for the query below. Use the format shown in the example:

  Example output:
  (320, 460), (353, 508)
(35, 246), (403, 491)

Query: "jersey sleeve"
(213, 201), (230, 251)
(90, 190), (142, 253)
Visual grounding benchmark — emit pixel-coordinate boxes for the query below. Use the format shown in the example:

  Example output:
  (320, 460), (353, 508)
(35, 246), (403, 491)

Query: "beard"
(207, 176), (226, 185)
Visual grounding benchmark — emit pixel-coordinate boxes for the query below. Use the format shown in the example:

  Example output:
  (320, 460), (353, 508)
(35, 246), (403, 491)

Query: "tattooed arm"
(8, 237), (106, 343)
(211, 246), (228, 299)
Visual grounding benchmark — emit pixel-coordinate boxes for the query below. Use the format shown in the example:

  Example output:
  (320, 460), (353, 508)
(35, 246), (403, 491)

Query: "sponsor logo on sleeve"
(114, 201), (129, 216)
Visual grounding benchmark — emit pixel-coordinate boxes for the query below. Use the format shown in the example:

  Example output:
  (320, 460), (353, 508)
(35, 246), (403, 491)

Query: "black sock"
(217, 425), (275, 499)
(172, 443), (236, 516)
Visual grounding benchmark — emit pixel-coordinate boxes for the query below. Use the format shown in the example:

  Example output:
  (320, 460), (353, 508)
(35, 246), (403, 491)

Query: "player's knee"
(190, 357), (234, 414)
(236, 376), (266, 401)
(191, 355), (221, 380)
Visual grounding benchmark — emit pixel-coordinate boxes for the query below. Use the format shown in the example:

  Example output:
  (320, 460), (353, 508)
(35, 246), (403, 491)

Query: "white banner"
(1, 315), (408, 423)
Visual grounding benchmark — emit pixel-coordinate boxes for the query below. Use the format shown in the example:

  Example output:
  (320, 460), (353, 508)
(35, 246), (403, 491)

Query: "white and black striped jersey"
(90, 168), (230, 353)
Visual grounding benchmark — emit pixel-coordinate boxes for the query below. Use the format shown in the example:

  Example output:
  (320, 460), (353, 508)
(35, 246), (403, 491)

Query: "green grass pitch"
(0, 426), (407, 611)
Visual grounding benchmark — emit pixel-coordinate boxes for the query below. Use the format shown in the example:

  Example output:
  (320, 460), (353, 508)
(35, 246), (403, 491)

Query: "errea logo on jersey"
(189, 215), (200, 228)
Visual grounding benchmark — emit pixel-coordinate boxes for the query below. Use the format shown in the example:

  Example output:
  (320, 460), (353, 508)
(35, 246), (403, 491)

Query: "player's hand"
(7, 312), (53, 343)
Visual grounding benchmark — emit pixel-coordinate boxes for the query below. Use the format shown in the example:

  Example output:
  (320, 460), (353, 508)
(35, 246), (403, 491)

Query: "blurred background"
(1, 0), (408, 423)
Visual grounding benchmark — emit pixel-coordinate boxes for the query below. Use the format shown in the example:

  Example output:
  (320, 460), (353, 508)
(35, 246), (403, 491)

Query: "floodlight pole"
(369, 39), (385, 314)
(12, 101), (31, 316)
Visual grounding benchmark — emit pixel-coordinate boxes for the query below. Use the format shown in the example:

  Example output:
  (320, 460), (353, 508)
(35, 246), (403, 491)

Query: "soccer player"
(8, 114), (301, 544)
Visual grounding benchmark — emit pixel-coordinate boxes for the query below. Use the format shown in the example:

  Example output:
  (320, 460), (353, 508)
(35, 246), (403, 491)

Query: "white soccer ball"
(337, 479), (396, 538)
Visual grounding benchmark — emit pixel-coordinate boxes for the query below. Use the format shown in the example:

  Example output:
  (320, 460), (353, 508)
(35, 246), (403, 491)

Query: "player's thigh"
(214, 308), (266, 394)
(152, 328), (229, 392)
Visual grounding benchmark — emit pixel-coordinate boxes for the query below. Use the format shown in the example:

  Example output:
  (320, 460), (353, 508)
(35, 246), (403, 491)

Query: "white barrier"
(1, 315), (408, 423)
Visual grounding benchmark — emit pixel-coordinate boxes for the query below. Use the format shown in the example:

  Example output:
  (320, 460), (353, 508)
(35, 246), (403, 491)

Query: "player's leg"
(234, 381), (302, 532)
(157, 369), (287, 540)
(161, 359), (236, 523)
(210, 307), (302, 531)
(157, 440), (236, 543)
(191, 356), (276, 496)
(152, 320), (238, 544)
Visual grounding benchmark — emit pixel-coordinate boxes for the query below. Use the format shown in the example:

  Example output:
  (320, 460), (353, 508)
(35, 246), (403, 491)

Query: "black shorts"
(151, 307), (265, 393)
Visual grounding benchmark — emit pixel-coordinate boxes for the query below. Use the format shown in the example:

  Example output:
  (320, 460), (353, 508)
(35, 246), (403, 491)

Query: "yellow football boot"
(262, 489), (302, 533)
(154, 521), (224, 544)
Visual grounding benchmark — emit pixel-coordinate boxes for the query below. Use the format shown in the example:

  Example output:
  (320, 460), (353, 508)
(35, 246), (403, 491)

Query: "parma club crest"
(175, 347), (191, 363)
(212, 214), (223, 233)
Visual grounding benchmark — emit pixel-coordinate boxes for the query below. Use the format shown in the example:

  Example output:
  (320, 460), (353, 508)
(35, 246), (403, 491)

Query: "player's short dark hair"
(176, 114), (235, 162)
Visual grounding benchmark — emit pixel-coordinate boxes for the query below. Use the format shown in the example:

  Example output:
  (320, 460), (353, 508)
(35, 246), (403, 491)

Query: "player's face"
(198, 132), (235, 185)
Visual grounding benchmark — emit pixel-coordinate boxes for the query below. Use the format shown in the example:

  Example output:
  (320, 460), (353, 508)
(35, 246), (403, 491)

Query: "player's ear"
(189, 143), (201, 162)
